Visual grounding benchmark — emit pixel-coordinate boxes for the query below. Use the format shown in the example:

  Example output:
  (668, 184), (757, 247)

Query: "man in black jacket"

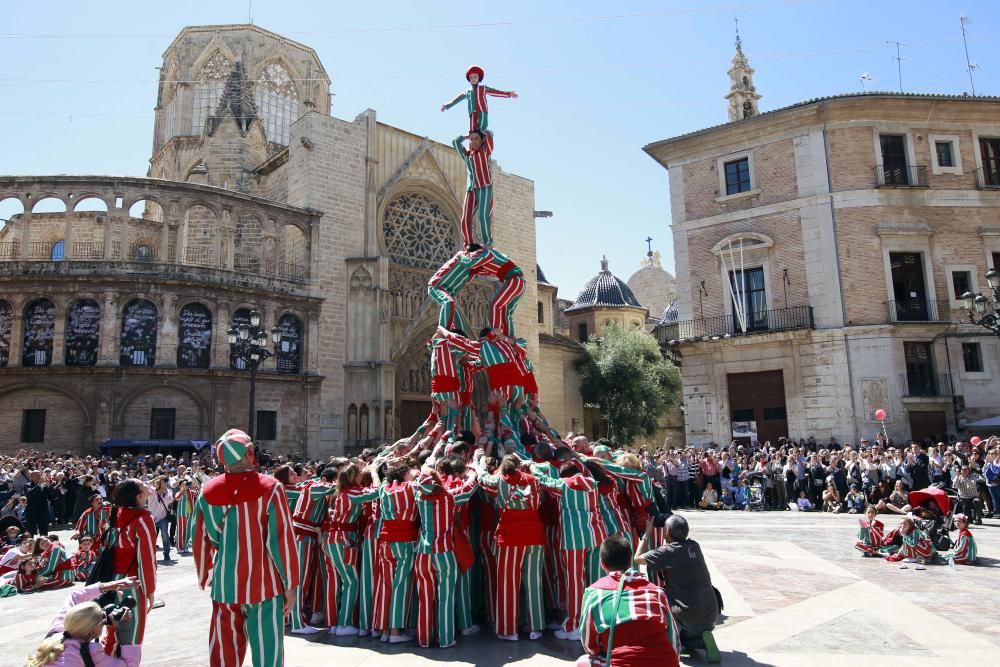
(24, 470), (50, 536)
(906, 443), (931, 490)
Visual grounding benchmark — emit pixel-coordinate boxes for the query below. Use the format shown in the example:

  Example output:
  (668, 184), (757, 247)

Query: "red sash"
(497, 508), (545, 546)
(431, 375), (460, 393)
(486, 362), (522, 387)
(380, 519), (418, 543)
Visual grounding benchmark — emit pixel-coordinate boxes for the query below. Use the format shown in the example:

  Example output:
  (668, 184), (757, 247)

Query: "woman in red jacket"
(102, 479), (157, 656)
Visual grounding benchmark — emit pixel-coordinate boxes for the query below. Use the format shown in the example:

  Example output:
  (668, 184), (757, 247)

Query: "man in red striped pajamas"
(467, 247), (525, 337)
(289, 468), (336, 634)
(440, 65), (518, 132)
(453, 129), (495, 247)
(192, 429), (300, 667)
(372, 463), (420, 643)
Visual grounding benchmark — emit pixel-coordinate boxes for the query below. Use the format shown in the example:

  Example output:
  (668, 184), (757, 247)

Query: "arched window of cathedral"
(347, 404), (358, 441)
(22, 299), (56, 367)
(132, 245), (153, 261)
(120, 299), (158, 367)
(359, 405), (369, 441)
(0, 300), (11, 367)
(255, 62), (298, 145)
(229, 308), (252, 370)
(192, 51), (232, 135)
(51, 240), (65, 261)
(382, 193), (458, 271)
(275, 314), (302, 374)
(65, 299), (100, 367)
(177, 303), (212, 369)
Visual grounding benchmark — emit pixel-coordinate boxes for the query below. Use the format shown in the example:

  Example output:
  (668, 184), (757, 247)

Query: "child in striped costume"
(535, 461), (600, 640)
(854, 505), (887, 556)
(290, 468), (336, 635)
(192, 429), (300, 667)
(35, 536), (76, 589)
(454, 129), (495, 247)
(72, 535), (99, 581)
(466, 247), (525, 336)
(440, 65), (517, 132)
(883, 516), (937, 565)
(323, 463), (377, 637)
(413, 468), (477, 648)
(477, 455), (546, 642)
(577, 536), (681, 667)
(942, 514), (977, 565)
(72, 493), (111, 544)
(174, 479), (198, 554)
(372, 462), (420, 644)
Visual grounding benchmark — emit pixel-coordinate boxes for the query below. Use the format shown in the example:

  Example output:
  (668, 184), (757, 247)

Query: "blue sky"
(1, 0), (998, 300)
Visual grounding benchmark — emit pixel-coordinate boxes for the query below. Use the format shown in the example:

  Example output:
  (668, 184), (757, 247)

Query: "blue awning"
(99, 439), (211, 451)
(965, 416), (1000, 429)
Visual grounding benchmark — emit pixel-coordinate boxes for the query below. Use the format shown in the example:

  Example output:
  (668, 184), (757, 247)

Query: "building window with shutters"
(21, 409), (46, 443)
(150, 408), (176, 439)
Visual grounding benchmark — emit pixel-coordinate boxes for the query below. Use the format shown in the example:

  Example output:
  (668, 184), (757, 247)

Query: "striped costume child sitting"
(192, 428), (300, 667)
(855, 505), (887, 556)
(942, 514), (978, 565)
(882, 516), (936, 566)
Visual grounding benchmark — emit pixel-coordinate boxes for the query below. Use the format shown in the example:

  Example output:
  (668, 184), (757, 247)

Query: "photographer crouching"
(25, 576), (142, 667)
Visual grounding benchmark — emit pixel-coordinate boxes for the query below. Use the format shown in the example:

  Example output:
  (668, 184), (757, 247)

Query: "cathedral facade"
(0, 24), (583, 455)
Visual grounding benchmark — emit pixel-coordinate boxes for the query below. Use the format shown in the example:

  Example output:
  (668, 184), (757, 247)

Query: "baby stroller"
(745, 472), (767, 512)
(908, 487), (956, 552)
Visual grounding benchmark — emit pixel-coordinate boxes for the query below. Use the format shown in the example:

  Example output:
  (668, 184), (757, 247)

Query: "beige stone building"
(645, 42), (1000, 445)
(0, 24), (583, 455)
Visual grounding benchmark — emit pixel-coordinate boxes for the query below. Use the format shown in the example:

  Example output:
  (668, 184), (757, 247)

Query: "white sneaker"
(914, 564), (927, 571)
(461, 625), (481, 636)
(290, 626), (324, 635)
(336, 625), (360, 636)
(554, 628), (580, 641)
(440, 641), (456, 648)
(359, 629), (370, 637)
(388, 633), (414, 644)
(497, 633), (518, 641)
(380, 633), (389, 642)
(898, 563), (909, 569)
(309, 612), (325, 626)
(529, 631), (543, 640)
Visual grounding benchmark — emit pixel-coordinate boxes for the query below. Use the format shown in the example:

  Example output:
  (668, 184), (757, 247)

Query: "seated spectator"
(845, 484), (865, 514)
(3, 524), (21, 548)
(576, 535), (680, 667)
(875, 480), (910, 514)
(822, 481), (842, 513)
(941, 514), (977, 565)
(730, 479), (748, 510)
(796, 491), (815, 512)
(25, 577), (141, 666)
(636, 516), (720, 662)
(883, 516), (936, 566)
(854, 505), (886, 556)
(0, 534), (33, 578)
(71, 536), (98, 582)
(698, 483), (723, 511)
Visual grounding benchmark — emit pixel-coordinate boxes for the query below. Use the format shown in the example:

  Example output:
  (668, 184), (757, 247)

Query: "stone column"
(102, 215), (113, 260)
(51, 301), (67, 365)
(160, 220), (171, 263)
(97, 293), (118, 366)
(177, 211), (189, 264)
(18, 211), (30, 260)
(213, 301), (231, 368)
(156, 293), (177, 367)
(118, 203), (129, 259)
(8, 305), (24, 367)
(63, 217), (75, 260)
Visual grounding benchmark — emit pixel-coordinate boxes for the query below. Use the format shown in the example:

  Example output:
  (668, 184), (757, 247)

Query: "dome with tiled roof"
(658, 300), (678, 325)
(627, 250), (676, 319)
(565, 257), (644, 312)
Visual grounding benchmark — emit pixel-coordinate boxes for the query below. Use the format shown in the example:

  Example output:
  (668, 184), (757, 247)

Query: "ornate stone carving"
(381, 193), (458, 272)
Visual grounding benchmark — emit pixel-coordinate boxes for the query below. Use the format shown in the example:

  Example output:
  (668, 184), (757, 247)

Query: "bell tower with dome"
(725, 23), (761, 122)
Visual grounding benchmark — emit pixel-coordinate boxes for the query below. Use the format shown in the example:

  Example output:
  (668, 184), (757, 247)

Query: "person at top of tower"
(440, 65), (518, 132)
(454, 129), (496, 247)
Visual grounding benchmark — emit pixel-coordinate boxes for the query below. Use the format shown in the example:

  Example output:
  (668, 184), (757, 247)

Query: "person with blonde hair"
(25, 577), (140, 667)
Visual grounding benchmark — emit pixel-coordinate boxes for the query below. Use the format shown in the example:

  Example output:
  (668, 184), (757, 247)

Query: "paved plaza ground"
(3, 509), (998, 667)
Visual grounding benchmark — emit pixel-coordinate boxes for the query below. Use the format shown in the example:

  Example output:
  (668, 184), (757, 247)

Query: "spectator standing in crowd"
(954, 465), (985, 525)
(25, 471), (51, 537)
(147, 477), (174, 564)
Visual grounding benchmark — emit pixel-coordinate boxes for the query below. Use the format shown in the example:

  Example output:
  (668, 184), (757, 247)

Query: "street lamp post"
(227, 309), (283, 439)
(961, 269), (1000, 336)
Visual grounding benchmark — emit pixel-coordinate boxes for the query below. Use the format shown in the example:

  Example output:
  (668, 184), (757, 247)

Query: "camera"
(102, 596), (136, 625)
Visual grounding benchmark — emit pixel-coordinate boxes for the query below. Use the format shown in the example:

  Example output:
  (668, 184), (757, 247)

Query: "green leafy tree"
(574, 322), (681, 446)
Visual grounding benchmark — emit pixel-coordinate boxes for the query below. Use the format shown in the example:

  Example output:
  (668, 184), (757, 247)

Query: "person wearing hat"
(845, 483), (866, 514)
(440, 65), (518, 132)
(191, 429), (300, 667)
(453, 128), (496, 247)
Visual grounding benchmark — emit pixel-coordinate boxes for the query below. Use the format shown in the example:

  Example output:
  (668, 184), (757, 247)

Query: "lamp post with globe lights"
(961, 269), (1000, 337)
(227, 309), (282, 438)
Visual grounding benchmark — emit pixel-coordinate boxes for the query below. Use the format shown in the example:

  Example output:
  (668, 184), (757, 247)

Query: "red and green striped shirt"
(74, 503), (111, 538)
(536, 473), (600, 550)
(413, 473), (477, 554)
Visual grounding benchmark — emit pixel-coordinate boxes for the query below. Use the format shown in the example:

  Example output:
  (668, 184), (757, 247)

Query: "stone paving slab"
(2, 510), (997, 666)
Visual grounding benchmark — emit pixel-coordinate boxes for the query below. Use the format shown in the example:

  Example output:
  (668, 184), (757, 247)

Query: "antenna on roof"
(248, 0), (254, 25)
(860, 73), (873, 91)
(960, 15), (979, 96)
(734, 16), (742, 51)
(886, 41), (908, 92)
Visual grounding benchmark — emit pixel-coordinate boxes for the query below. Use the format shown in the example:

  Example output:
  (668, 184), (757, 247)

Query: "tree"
(574, 322), (681, 446)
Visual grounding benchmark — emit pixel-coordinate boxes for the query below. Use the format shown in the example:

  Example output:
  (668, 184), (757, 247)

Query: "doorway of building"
(908, 410), (947, 443)
(727, 370), (788, 445)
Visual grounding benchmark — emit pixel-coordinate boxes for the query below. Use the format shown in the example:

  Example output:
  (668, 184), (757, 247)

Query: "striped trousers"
(431, 391), (460, 431)
(209, 595), (284, 667)
(414, 552), (459, 647)
(461, 185), (494, 247)
(290, 536), (320, 630)
(455, 567), (475, 631)
(489, 275), (524, 336)
(428, 286), (470, 334)
(495, 544), (545, 636)
(477, 530), (497, 624)
(176, 515), (193, 552)
(102, 573), (148, 655)
(543, 526), (564, 612)
(323, 542), (360, 627)
(561, 548), (590, 632)
(376, 541), (415, 630)
(469, 111), (488, 132)
(359, 531), (377, 632)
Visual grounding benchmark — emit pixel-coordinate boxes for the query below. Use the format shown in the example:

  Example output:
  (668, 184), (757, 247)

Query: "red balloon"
(874, 409), (887, 421)
(971, 436), (982, 446)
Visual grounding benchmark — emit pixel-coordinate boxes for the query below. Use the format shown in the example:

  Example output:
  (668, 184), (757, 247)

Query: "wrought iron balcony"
(875, 165), (928, 188)
(886, 299), (952, 324)
(656, 305), (814, 345)
(977, 167), (1000, 190)
(900, 372), (952, 398)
